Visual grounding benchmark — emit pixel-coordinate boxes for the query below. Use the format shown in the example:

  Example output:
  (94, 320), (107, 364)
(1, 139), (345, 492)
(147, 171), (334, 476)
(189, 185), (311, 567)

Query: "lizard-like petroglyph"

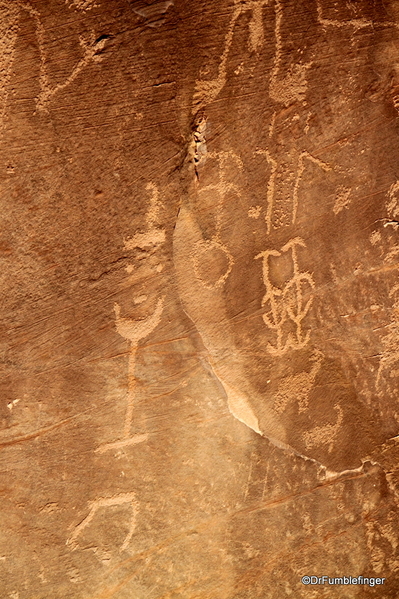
(255, 238), (315, 355)
(67, 493), (139, 552)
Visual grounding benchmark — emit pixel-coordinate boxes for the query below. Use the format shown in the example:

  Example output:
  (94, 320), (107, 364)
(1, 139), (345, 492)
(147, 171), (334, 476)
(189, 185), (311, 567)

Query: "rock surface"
(1, 0), (399, 597)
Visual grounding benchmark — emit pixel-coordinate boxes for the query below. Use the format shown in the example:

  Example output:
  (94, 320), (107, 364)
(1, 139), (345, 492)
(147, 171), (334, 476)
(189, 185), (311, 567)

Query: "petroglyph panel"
(2, 0), (399, 597)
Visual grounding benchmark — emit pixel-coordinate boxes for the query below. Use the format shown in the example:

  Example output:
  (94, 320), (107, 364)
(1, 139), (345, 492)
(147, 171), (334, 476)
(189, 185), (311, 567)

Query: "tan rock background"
(1, 0), (399, 597)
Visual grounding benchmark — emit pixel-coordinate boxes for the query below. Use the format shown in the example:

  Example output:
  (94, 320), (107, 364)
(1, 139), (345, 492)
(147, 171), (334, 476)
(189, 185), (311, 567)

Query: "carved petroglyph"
(0, 2), (110, 113)
(387, 181), (399, 220)
(269, 0), (311, 106)
(273, 350), (323, 414)
(4, 1), (110, 112)
(36, 30), (110, 112)
(193, 0), (269, 110)
(255, 148), (277, 234)
(67, 493), (139, 552)
(333, 186), (351, 215)
(124, 183), (166, 250)
(97, 183), (165, 453)
(376, 284), (399, 388)
(256, 148), (333, 230)
(95, 298), (163, 453)
(192, 151), (241, 289)
(302, 405), (343, 451)
(255, 238), (315, 355)
(0, 3), (19, 137)
(248, 205), (262, 219)
(192, 238), (234, 290)
(248, 0), (266, 53)
(293, 151), (332, 224)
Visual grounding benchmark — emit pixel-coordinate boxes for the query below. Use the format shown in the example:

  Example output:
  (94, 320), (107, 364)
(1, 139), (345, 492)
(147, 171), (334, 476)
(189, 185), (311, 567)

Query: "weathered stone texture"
(1, 0), (399, 597)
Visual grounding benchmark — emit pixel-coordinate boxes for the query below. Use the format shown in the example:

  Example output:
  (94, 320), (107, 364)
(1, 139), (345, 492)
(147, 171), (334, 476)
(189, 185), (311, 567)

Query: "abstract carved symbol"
(66, 493), (139, 552)
(192, 150), (241, 289)
(255, 238), (315, 355)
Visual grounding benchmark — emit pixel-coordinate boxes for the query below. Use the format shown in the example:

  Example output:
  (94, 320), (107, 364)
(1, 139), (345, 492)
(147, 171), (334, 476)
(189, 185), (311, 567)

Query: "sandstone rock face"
(1, 0), (399, 597)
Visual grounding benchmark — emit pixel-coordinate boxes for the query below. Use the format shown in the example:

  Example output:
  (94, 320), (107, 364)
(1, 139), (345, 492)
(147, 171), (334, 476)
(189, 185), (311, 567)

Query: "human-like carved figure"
(95, 298), (164, 454)
(97, 183), (165, 453)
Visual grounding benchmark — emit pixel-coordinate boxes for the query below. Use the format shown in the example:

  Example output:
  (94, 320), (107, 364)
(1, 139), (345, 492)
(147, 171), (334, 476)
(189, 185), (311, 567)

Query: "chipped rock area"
(1, 0), (399, 597)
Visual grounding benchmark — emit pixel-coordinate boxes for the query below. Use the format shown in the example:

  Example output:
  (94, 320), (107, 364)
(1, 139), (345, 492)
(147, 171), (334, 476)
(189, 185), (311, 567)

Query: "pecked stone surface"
(1, 0), (399, 597)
